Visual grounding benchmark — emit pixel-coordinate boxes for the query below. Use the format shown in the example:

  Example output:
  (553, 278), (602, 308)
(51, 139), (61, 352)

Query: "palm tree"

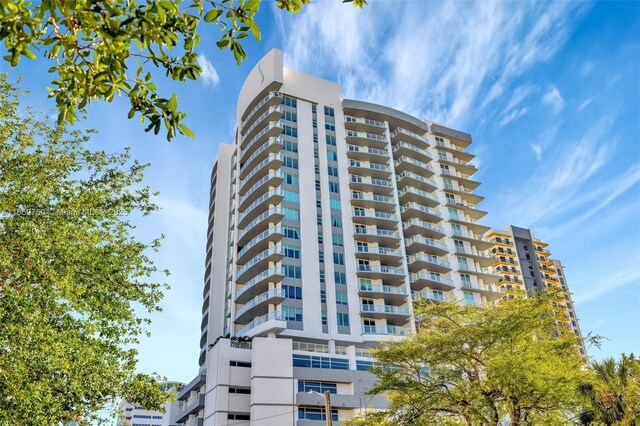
(578, 354), (640, 425)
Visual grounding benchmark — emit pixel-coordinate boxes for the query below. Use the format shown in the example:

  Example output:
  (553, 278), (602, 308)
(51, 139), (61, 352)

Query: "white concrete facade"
(175, 49), (501, 426)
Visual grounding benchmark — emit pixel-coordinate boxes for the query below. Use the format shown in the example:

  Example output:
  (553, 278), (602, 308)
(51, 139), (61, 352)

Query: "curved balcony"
(407, 254), (452, 274)
(349, 175), (394, 193)
(241, 91), (282, 125)
(401, 202), (443, 222)
(237, 207), (284, 246)
(345, 130), (388, 149)
(457, 264), (501, 284)
(439, 155), (478, 175)
(348, 161), (392, 179)
(393, 141), (431, 163)
(360, 304), (411, 319)
(391, 127), (429, 149)
(237, 226), (285, 264)
(238, 171), (284, 209)
(461, 282), (503, 301)
(240, 120), (283, 151)
(449, 215), (491, 235)
(452, 229), (492, 251)
(412, 289), (450, 303)
(242, 105), (284, 141)
(404, 236), (449, 256)
(396, 171), (437, 192)
(357, 264), (406, 284)
(435, 140), (474, 162)
(353, 227), (401, 244)
(350, 192), (396, 211)
(452, 246), (494, 268)
(399, 186), (440, 207)
(347, 144), (390, 162)
(237, 189), (284, 228)
(236, 245), (286, 284)
(235, 266), (286, 303)
(236, 310), (287, 337)
(445, 199), (487, 220)
(239, 137), (284, 176)
(402, 218), (446, 239)
(239, 154), (283, 192)
(353, 210), (398, 226)
(362, 325), (411, 336)
(359, 283), (409, 303)
(409, 271), (455, 291)
(444, 184), (485, 205)
(235, 288), (287, 323)
(345, 115), (386, 132)
(394, 156), (434, 176)
(355, 246), (403, 262)
(199, 325), (208, 348)
(440, 169), (480, 190)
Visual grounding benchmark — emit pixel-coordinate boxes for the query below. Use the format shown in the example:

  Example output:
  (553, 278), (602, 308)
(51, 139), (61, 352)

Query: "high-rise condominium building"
(485, 226), (584, 353)
(171, 48), (503, 426)
(118, 381), (184, 426)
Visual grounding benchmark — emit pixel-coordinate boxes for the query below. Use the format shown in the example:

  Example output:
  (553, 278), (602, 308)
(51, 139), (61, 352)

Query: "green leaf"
(204, 8), (222, 22)
(166, 93), (177, 112)
(178, 123), (195, 138)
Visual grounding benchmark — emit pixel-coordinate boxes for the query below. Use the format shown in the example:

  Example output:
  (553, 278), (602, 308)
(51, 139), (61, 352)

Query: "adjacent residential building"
(172, 48), (504, 426)
(118, 381), (184, 426)
(172, 49), (584, 426)
(485, 226), (584, 352)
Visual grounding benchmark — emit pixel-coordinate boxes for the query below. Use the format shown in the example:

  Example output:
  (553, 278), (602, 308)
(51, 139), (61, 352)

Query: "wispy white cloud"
(276, 1), (590, 128)
(530, 144), (543, 161)
(499, 107), (528, 127)
(197, 54), (220, 88)
(542, 86), (565, 113)
(573, 264), (640, 305)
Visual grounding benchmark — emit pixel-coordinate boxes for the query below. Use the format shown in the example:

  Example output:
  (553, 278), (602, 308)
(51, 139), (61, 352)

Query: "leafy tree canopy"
(0, 74), (168, 425)
(346, 289), (591, 426)
(0, 0), (366, 141)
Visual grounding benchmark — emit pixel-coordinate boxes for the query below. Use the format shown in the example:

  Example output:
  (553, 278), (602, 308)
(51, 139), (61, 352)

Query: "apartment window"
(228, 414), (251, 421)
(525, 253), (531, 260)
(325, 120), (336, 131)
(332, 233), (344, 246)
(317, 213), (323, 225)
(359, 278), (372, 290)
(282, 306), (303, 322)
(228, 387), (251, 394)
(282, 285), (302, 300)
(454, 239), (465, 252)
(457, 257), (469, 270)
(315, 180), (321, 191)
(530, 271), (535, 277)
(327, 150), (338, 161)
(282, 125), (298, 138)
(298, 408), (338, 422)
(230, 360), (252, 368)
(321, 311), (327, 325)
(329, 182), (340, 193)
(319, 270), (325, 283)
(312, 118), (318, 128)
(293, 354), (348, 370)
(313, 133), (318, 143)
(324, 106), (335, 117)
(318, 251), (324, 263)
(443, 177), (454, 190)
(311, 104), (317, 113)
(335, 272), (347, 285)
(318, 234), (323, 244)
(298, 381), (337, 394)
(333, 252), (344, 265)
(463, 291), (475, 306)
(451, 223), (462, 236)
(331, 215), (343, 228)
(283, 156), (299, 170)
(329, 198), (341, 210)
(283, 140), (298, 153)
(283, 208), (300, 220)
(314, 148), (319, 159)
(283, 245), (301, 259)
(282, 96), (297, 108)
(316, 199), (322, 208)
(326, 135), (336, 146)
(284, 265), (302, 279)
(320, 290), (326, 303)
(283, 110), (298, 122)
(336, 291), (348, 305)
(448, 207), (459, 220)
(328, 166), (339, 176)
(337, 312), (350, 326)
(283, 226), (300, 239)
(445, 193), (456, 203)
(315, 164), (320, 174)
(284, 173), (299, 186)
(283, 190), (300, 203)
(460, 274), (472, 287)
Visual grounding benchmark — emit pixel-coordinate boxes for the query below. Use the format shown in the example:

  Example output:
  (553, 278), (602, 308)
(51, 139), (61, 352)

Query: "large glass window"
(292, 354), (348, 370)
(297, 381), (337, 394)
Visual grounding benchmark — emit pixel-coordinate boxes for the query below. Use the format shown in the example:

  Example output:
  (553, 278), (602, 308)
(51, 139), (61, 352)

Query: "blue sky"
(4, 1), (639, 385)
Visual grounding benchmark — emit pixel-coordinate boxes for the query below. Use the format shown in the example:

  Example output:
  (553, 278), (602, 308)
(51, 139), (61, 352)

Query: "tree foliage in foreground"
(0, 0), (366, 141)
(0, 75), (168, 425)
(578, 354), (640, 426)
(346, 290), (590, 426)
